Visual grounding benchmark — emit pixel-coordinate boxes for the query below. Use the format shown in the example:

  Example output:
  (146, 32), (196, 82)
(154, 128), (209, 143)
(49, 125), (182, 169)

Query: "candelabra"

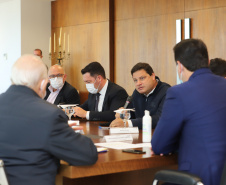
(49, 46), (70, 66)
(49, 29), (70, 66)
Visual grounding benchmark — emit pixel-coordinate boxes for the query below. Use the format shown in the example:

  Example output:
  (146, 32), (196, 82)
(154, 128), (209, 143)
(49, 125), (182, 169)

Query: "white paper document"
(57, 104), (78, 109)
(103, 134), (133, 142)
(95, 142), (151, 150)
(109, 127), (139, 134)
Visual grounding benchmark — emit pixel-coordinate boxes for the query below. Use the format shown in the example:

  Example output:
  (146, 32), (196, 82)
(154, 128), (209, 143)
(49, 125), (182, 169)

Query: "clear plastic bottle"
(142, 110), (152, 143)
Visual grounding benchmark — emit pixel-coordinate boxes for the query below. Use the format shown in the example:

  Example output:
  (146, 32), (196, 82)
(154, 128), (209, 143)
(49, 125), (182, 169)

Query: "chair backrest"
(0, 160), (9, 185)
(152, 170), (203, 185)
(220, 162), (226, 185)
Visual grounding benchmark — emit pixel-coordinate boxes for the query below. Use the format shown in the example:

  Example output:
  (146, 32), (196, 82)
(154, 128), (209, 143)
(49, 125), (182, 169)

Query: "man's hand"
(73, 107), (87, 118)
(150, 147), (172, 156)
(110, 118), (126, 127)
(115, 107), (124, 118)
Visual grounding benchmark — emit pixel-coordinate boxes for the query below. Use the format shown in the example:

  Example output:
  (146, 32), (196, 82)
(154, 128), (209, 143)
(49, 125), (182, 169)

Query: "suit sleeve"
(46, 109), (98, 166)
(89, 88), (128, 121)
(80, 100), (89, 110)
(151, 87), (184, 155)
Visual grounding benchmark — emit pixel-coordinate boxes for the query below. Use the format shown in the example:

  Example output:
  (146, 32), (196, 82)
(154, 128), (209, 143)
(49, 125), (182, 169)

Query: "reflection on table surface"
(56, 120), (177, 185)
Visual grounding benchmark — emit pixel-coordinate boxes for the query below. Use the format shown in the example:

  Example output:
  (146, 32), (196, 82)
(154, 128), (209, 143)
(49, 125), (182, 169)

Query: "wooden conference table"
(56, 120), (178, 185)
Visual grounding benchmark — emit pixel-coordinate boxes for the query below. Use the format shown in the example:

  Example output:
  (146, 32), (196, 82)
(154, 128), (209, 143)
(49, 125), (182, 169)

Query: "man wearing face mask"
(44, 64), (80, 105)
(73, 61), (128, 121)
(151, 39), (226, 185)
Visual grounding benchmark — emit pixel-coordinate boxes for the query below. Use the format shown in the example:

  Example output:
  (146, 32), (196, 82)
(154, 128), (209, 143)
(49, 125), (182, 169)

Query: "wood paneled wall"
(51, 0), (109, 103)
(52, 0), (226, 100)
(114, 0), (184, 95)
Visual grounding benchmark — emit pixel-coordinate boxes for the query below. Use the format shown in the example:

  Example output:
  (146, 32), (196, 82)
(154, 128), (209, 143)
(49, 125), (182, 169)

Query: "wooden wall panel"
(51, 0), (109, 104)
(185, 0), (226, 12)
(52, 0), (109, 28)
(185, 7), (226, 60)
(115, 0), (184, 20)
(115, 13), (184, 95)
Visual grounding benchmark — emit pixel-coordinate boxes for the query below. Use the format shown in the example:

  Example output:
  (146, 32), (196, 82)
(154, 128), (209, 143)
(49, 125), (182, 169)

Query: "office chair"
(152, 162), (226, 185)
(0, 159), (9, 185)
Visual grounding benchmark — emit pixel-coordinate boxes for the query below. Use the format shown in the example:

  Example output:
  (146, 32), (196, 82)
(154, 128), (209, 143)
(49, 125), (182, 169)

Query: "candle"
(49, 37), (51, 53)
(68, 34), (70, 52)
(64, 33), (66, 51)
(59, 27), (62, 46)
(54, 33), (56, 52)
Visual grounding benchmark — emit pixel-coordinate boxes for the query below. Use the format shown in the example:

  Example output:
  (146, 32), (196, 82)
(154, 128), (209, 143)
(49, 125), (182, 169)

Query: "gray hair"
(11, 55), (47, 88)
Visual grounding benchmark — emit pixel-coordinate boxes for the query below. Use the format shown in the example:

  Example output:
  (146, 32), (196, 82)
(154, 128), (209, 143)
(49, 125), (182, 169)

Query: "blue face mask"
(176, 65), (183, 84)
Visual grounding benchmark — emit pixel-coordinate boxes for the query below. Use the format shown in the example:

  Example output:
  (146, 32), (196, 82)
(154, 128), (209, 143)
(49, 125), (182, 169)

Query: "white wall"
(21, 0), (51, 67)
(0, 0), (21, 93)
(0, 0), (51, 94)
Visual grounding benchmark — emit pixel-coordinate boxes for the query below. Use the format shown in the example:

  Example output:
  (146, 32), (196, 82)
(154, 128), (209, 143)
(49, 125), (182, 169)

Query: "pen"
(99, 126), (110, 130)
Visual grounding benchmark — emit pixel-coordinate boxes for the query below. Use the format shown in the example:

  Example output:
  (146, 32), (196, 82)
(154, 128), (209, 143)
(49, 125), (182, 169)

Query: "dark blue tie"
(95, 93), (100, 111)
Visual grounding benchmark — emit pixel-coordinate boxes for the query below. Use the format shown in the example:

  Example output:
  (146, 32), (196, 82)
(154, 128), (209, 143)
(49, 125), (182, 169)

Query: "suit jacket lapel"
(102, 80), (111, 111)
(54, 82), (66, 105)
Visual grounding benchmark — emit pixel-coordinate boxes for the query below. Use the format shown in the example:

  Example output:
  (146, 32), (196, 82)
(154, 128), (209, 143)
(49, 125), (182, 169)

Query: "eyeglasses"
(49, 74), (64, 79)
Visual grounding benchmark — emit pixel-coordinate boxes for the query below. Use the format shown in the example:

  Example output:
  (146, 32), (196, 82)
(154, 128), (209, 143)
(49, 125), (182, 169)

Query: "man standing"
(152, 39), (226, 185)
(0, 55), (97, 185)
(44, 64), (80, 105)
(73, 61), (128, 121)
(33, 48), (43, 59)
(110, 62), (170, 129)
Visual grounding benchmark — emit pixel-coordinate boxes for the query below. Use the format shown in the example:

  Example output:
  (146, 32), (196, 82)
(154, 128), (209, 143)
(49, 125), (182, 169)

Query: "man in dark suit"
(0, 55), (98, 185)
(44, 64), (80, 105)
(151, 39), (226, 185)
(110, 62), (170, 129)
(73, 61), (128, 121)
(209, 58), (226, 78)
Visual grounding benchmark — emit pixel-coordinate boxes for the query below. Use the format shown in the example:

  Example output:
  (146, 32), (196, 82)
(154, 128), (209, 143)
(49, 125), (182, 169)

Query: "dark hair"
(209, 58), (226, 77)
(34, 49), (42, 55)
(173, 39), (209, 71)
(81, 61), (106, 79)
(131, 62), (154, 76)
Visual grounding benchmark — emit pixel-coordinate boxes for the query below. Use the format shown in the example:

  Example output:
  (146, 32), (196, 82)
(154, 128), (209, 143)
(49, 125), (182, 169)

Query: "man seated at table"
(209, 58), (226, 78)
(110, 62), (170, 129)
(44, 64), (80, 105)
(73, 61), (128, 121)
(151, 39), (226, 185)
(0, 55), (98, 185)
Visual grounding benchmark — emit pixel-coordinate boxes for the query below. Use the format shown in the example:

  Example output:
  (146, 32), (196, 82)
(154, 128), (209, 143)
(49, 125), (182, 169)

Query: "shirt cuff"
(127, 120), (133, 127)
(86, 111), (90, 120)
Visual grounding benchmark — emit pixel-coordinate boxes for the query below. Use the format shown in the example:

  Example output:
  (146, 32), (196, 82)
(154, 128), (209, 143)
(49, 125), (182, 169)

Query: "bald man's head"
(48, 65), (67, 90)
(11, 54), (48, 98)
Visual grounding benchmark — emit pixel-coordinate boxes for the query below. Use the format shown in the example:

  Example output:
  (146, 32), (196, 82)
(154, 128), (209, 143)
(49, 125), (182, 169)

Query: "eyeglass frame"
(48, 73), (65, 79)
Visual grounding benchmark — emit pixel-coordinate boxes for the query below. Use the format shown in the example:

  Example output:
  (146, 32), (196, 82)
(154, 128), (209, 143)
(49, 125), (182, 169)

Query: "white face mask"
(86, 78), (101, 94)
(50, 77), (64, 90)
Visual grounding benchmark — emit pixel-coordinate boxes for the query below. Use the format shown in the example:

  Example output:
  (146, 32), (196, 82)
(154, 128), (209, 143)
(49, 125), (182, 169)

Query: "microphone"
(123, 96), (133, 108)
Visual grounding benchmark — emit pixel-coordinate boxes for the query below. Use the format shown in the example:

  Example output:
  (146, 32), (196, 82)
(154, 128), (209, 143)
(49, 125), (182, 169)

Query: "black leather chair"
(152, 163), (226, 185)
(152, 170), (203, 185)
(153, 162), (226, 185)
(0, 159), (9, 185)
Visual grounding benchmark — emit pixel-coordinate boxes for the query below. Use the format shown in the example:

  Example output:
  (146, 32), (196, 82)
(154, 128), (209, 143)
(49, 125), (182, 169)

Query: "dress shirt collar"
(48, 84), (63, 93)
(99, 79), (108, 96)
(144, 78), (159, 97)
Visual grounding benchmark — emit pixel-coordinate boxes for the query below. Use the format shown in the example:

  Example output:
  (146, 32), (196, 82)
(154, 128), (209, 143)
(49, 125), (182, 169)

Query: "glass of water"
(65, 106), (75, 120)
(120, 110), (131, 127)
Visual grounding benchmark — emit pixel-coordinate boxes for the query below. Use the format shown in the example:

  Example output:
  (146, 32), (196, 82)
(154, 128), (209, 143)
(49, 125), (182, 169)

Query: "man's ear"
(40, 79), (48, 91)
(177, 61), (184, 73)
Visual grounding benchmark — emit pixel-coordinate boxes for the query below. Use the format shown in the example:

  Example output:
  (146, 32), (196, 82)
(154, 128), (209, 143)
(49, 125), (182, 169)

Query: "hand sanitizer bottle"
(142, 110), (152, 143)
